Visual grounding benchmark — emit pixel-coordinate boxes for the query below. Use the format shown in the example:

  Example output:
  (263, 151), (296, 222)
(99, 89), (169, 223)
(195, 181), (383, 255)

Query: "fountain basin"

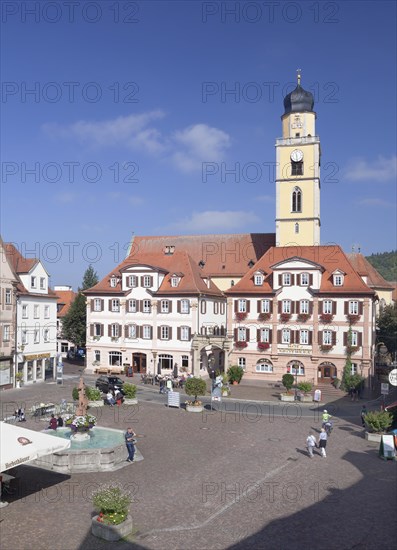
(31, 427), (142, 473)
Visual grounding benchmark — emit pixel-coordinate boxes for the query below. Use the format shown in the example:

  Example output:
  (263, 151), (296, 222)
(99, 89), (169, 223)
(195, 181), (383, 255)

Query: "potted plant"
(320, 344), (333, 352)
(227, 365), (244, 385)
(297, 381), (313, 402)
(258, 312), (271, 322)
(320, 313), (333, 323)
(235, 341), (248, 349)
(280, 373), (294, 401)
(297, 313), (310, 322)
(235, 312), (248, 322)
(280, 313), (291, 323)
(332, 377), (341, 389)
(123, 383), (138, 405)
(346, 314), (360, 324)
(364, 410), (393, 443)
(86, 386), (103, 408)
(91, 483), (133, 541)
(185, 377), (206, 412)
(258, 342), (270, 351)
(15, 372), (23, 388)
(221, 374), (230, 397)
(65, 413), (97, 433)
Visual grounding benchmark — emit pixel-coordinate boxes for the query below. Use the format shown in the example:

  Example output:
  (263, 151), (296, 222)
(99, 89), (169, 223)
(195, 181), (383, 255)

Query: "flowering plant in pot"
(320, 344), (333, 351)
(320, 313), (333, 323)
(235, 341), (248, 349)
(235, 312), (248, 322)
(297, 313), (310, 322)
(258, 312), (271, 322)
(93, 484), (132, 526)
(280, 313), (291, 323)
(257, 342), (270, 351)
(65, 414), (96, 432)
(346, 314), (360, 324)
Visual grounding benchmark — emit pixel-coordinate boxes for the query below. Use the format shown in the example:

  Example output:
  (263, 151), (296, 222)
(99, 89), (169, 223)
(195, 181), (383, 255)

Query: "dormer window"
(31, 276), (37, 288)
(254, 273), (264, 286)
(110, 276), (118, 288)
(300, 273), (309, 286)
(248, 260), (255, 269)
(40, 277), (46, 290)
(171, 276), (179, 288)
(282, 273), (291, 286)
(333, 274), (344, 286)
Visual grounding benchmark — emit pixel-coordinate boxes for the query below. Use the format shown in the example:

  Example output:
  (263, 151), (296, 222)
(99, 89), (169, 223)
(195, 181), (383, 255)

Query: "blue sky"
(1, 0), (396, 289)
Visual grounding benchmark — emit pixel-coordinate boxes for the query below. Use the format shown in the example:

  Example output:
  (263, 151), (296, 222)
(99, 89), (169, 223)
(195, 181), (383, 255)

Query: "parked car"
(95, 376), (125, 394)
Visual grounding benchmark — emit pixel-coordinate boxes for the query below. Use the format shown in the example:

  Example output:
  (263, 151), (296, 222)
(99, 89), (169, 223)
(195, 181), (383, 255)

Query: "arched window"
(292, 187), (302, 212)
(295, 223), (299, 234)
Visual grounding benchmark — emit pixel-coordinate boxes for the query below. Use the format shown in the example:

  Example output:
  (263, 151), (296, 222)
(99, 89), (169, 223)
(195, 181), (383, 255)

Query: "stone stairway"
(314, 383), (347, 403)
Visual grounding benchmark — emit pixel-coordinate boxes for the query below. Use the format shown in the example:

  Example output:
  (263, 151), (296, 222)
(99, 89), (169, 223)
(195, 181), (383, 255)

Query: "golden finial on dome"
(297, 68), (301, 86)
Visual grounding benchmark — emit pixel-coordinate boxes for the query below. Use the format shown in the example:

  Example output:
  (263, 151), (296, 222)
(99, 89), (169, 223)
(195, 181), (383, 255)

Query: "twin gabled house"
(226, 246), (375, 384)
(84, 249), (231, 376)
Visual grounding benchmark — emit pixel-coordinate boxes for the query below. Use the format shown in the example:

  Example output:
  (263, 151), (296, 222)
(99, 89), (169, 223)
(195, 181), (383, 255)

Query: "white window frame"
(34, 329), (40, 344)
(351, 363), (358, 375)
(282, 300), (291, 314)
(3, 325), (10, 341)
(34, 305), (39, 318)
(261, 300), (270, 314)
(94, 324), (101, 337)
(238, 357), (246, 370)
(94, 350), (101, 362)
(93, 299), (101, 312)
(143, 275), (151, 288)
(299, 330), (309, 345)
(351, 331), (358, 347)
(22, 305), (28, 318)
(180, 326), (190, 341)
(289, 364), (305, 376)
(160, 300), (169, 313)
(238, 299), (247, 313)
(323, 300), (333, 314)
(349, 301), (359, 315)
(300, 273), (309, 285)
(171, 277), (179, 287)
(182, 355), (189, 368)
(110, 277), (117, 288)
(128, 299), (137, 313)
(40, 277), (46, 290)
(323, 330), (332, 345)
(260, 328), (270, 343)
(160, 326), (169, 340)
(31, 276), (36, 288)
(128, 275), (137, 287)
(237, 327), (247, 341)
(111, 324), (119, 338)
(180, 299), (190, 314)
(256, 362), (273, 373)
(43, 329), (50, 343)
(5, 289), (12, 304)
(142, 325), (151, 339)
(44, 305), (50, 319)
(282, 273), (291, 286)
(300, 300), (309, 314)
(111, 299), (120, 312)
(254, 274), (263, 286)
(281, 329), (291, 344)
(143, 300), (151, 313)
(333, 274), (343, 286)
(128, 325), (137, 338)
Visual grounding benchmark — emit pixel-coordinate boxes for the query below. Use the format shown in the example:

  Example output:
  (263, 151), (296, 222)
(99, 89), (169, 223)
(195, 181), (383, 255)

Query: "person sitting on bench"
(106, 390), (116, 406)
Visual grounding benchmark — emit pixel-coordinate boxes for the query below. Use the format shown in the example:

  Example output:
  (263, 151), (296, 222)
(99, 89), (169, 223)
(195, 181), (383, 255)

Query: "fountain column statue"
(75, 376), (89, 416)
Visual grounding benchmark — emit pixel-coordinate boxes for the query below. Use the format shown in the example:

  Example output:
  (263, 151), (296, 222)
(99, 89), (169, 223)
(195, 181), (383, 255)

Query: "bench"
(95, 368), (110, 375)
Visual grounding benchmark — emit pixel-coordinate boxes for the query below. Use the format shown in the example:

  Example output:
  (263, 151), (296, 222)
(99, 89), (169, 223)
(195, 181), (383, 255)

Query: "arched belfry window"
(295, 223), (300, 234)
(292, 187), (302, 213)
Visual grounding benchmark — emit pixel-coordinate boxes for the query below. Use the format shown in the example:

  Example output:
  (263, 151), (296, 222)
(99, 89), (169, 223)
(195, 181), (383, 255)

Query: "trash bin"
(314, 389), (321, 402)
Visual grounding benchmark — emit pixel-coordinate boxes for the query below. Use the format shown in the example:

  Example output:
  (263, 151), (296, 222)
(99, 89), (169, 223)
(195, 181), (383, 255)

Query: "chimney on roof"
(199, 260), (205, 269)
(164, 245), (175, 255)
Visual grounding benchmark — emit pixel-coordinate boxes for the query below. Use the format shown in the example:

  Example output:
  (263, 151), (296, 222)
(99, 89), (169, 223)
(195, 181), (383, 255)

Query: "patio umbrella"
(0, 422), (71, 472)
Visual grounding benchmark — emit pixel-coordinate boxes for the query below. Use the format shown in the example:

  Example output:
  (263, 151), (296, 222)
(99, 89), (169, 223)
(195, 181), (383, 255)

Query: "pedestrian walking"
(321, 409), (332, 428)
(361, 405), (367, 427)
(306, 434), (317, 458)
(318, 428), (328, 458)
(125, 427), (136, 462)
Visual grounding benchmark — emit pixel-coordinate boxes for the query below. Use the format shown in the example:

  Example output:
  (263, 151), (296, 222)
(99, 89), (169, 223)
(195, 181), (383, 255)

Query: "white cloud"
(171, 124), (231, 173)
(167, 210), (260, 232)
(256, 195), (274, 203)
(43, 115), (230, 174)
(357, 198), (395, 208)
(345, 155), (396, 182)
(43, 111), (167, 154)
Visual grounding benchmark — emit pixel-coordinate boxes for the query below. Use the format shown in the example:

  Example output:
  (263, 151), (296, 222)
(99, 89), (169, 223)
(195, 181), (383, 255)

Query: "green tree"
(61, 266), (99, 348)
(366, 250), (397, 281)
(377, 303), (397, 357)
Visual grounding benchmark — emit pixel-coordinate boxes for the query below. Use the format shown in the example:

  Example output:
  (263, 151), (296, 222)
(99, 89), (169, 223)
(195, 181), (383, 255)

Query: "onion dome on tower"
(283, 69), (314, 115)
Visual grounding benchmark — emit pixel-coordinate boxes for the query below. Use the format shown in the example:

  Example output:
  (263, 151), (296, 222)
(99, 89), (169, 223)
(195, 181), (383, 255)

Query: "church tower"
(275, 70), (321, 247)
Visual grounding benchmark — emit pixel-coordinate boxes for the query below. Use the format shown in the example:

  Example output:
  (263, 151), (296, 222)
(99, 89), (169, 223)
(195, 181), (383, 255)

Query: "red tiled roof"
(85, 251), (224, 297)
(56, 290), (77, 316)
(4, 243), (37, 273)
(129, 234), (275, 276)
(226, 245), (375, 295)
(347, 254), (395, 290)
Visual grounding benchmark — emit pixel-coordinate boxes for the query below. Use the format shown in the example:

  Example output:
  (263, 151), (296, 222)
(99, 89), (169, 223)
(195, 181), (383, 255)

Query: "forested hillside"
(366, 251), (397, 281)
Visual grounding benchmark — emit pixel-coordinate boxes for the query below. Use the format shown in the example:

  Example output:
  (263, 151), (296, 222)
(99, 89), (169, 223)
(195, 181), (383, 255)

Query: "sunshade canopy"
(0, 422), (71, 472)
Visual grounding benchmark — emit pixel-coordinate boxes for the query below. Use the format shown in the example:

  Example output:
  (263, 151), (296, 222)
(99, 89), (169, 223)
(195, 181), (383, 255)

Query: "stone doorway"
(318, 363), (337, 383)
(133, 353), (147, 374)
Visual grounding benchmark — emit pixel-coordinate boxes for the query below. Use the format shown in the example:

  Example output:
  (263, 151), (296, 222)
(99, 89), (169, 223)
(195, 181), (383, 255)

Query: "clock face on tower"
(290, 149), (303, 162)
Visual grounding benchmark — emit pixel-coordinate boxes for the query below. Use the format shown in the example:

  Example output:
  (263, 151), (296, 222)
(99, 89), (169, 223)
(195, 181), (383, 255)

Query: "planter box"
(124, 398), (138, 405)
(365, 431), (383, 443)
(92, 515), (133, 541)
(279, 394), (295, 402)
(88, 401), (104, 408)
(298, 395), (313, 403)
(222, 391), (229, 397)
(186, 405), (204, 413)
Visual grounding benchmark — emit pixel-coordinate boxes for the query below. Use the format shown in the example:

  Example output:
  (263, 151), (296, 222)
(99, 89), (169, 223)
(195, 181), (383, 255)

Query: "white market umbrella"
(0, 422), (71, 472)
